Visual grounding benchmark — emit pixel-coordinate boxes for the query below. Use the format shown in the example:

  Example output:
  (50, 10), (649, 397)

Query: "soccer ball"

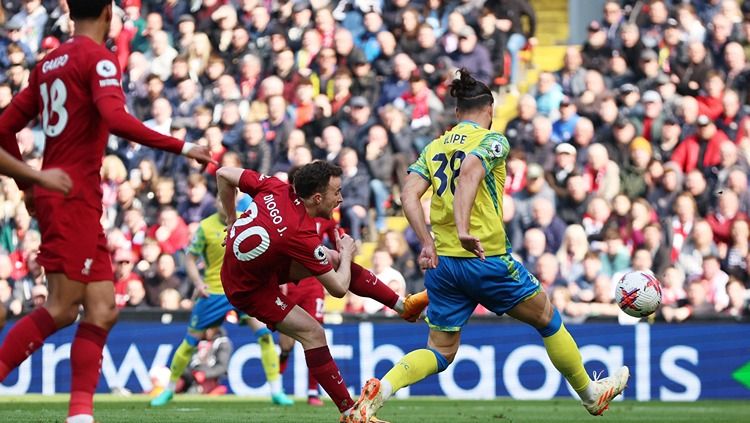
(615, 271), (662, 317)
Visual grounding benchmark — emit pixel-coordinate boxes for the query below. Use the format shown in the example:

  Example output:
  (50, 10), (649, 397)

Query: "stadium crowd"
(0, 0), (749, 322)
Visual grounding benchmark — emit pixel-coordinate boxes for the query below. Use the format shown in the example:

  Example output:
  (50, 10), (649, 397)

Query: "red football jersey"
(221, 170), (334, 296)
(0, 35), (182, 201)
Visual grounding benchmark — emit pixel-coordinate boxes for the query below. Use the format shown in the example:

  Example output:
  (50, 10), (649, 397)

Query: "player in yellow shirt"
(150, 199), (293, 407)
(350, 70), (629, 422)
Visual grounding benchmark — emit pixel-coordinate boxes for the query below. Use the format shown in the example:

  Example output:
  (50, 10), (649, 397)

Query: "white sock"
(394, 297), (405, 313)
(167, 381), (177, 392)
(66, 415), (94, 423)
(307, 389), (319, 397)
(578, 380), (597, 403)
(269, 379), (282, 395)
(380, 378), (393, 401)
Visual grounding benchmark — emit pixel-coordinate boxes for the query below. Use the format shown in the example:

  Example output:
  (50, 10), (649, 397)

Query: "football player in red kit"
(0, 2), (212, 422)
(278, 216), (336, 406)
(217, 161), (427, 422)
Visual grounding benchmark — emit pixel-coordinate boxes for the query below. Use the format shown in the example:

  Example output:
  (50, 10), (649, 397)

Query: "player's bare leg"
(352, 330), (459, 423)
(275, 305), (355, 420)
(508, 291), (629, 415)
(246, 316), (293, 406)
(0, 273), (86, 381)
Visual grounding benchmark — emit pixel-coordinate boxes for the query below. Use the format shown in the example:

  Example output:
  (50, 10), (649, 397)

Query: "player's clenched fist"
(335, 230), (356, 256)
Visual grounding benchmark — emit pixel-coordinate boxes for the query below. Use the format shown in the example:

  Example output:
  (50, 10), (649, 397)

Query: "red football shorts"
(35, 197), (114, 283)
(285, 277), (325, 323)
(226, 276), (296, 330)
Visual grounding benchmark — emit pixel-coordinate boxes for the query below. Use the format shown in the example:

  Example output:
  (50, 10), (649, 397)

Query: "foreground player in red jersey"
(278, 216), (337, 406)
(218, 161), (427, 422)
(0, 2), (212, 422)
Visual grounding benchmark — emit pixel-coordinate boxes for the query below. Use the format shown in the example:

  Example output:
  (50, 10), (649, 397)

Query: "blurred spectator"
(530, 198), (566, 252)
(177, 326), (232, 395)
(363, 249), (406, 315)
(525, 116), (555, 169)
(620, 136), (652, 200)
(660, 265), (687, 308)
(599, 228), (631, 277)
(114, 249), (143, 309)
(520, 227), (546, 273)
(339, 148), (370, 240)
(672, 115), (727, 172)
(505, 95), (537, 150)
(513, 163), (555, 229)
(485, 0), (537, 88)
(531, 72), (564, 118)
(125, 279), (150, 310)
(556, 224), (589, 284)
(707, 189), (748, 247)
(678, 219), (718, 280)
(144, 253), (185, 307)
(147, 207), (190, 255)
(558, 172), (591, 225)
(684, 169), (712, 217)
(449, 26), (492, 85)
(662, 279), (720, 322)
(700, 254), (730, 311)
(723, 219), (750, 277)
(583, 143), (620, 202)
(722, 277), (749, 318)
(535, 252), (565, 294)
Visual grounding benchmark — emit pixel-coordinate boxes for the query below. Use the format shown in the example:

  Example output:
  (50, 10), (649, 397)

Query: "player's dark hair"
(68, 0), (111, 20)
(293, 160), (343, 199)
(450, 68), (493, 112)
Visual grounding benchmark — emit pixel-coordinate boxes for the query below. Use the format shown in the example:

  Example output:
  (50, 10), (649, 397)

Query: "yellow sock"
(382, 349), (444, 397)
(542, 323), (591, 393)
(258, 333), (280, 383)
(170, 340), (197, 384)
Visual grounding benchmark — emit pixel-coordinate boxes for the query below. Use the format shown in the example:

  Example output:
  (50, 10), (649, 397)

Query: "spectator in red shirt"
(671, 114), (728, 173)
(706, 189), (748, 247)
(113, 249), (143, 309)
(147, 207), (190, 255)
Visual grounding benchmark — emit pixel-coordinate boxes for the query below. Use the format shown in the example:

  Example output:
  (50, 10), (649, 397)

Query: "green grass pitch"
(0, 395), (747, 422)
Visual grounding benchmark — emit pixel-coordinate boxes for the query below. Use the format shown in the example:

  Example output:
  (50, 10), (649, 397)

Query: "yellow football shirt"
(187, 213), (228, 294)
(408, 120), (511, 257)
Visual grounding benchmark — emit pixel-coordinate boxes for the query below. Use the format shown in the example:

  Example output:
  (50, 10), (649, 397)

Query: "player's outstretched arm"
(454, 154), (485, 260)
(216, 167), (244, 227)
(402, 172), (438, 269)
(93, 95), (214, 165)
(0, 149), (72, 195)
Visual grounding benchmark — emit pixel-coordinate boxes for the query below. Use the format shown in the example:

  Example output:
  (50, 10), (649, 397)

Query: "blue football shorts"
(424, 254), (541, 332)
(189, 294), (249, 331)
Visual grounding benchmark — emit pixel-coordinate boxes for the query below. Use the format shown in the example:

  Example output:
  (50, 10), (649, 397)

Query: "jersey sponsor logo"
(99, 78), (120, 87)
(314, 245), (329, 265)
(96, 59), (118, 78)
(42, 54), (69, 73)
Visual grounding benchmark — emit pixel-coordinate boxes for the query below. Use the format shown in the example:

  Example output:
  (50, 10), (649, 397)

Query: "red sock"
(69, 322), (109, 417)
(308, 370), (318, 396)
(304, 346), (353, 412)
(0, 307), (57, 380)
(279, 351), (290, 374)
(348, 263), (399, 310)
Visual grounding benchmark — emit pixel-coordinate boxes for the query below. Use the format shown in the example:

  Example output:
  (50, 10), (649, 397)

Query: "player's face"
(317, 176), (343, 218)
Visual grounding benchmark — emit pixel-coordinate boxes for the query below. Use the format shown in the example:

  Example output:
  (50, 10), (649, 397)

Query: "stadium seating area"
(1, 0), (749, 322)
